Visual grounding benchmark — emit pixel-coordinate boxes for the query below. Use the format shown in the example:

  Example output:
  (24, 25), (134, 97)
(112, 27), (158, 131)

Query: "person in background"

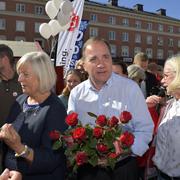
(0, 51), (67, 180)
(112, 59), (128, 77)
(127, 64), (161, 180)
(133, 52), (159, 98)
(0, 44), (22, 127)
(127, 64), (145, 85)
(75, 58), (88, 81)
(0, 44), (22, 173)
(153, 55), (180, 180)
(0, 169), (22, 180)
(68, 37), (154, 180)
(59, 69), (83, 110)
(147, 62), (163, 84)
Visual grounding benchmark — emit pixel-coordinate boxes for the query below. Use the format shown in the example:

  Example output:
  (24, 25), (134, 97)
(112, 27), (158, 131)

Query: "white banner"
(56, 0), (84, 73)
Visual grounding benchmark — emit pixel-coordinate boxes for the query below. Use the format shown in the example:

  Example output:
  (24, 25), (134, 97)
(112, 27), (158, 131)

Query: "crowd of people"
(0, 37), (180, 180)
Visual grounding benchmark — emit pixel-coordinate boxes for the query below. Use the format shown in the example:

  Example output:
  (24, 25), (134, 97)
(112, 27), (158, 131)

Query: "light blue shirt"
(68, 73), (154, 156)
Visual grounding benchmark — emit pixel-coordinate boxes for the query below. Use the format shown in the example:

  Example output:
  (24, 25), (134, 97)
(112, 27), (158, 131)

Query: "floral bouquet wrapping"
(49, 111), (134, 174)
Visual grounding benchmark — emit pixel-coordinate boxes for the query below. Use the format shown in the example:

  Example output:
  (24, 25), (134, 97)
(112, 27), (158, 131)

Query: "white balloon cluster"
(39, 0), (73, 39)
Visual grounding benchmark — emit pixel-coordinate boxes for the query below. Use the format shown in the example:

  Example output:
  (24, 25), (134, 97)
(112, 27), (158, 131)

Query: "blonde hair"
(134, 52), (148, 64)
(16, 51), (56, 93)
(165, 54), (180, 94)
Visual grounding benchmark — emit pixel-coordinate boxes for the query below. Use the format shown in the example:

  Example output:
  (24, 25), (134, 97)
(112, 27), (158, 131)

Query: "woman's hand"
(146, 95), (162, 108)
(0, 124), (24, 153)
(0, 169), (22, 180)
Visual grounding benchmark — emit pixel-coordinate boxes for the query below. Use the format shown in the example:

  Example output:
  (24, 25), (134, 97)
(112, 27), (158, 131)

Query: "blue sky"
(91, 0), (180, 20)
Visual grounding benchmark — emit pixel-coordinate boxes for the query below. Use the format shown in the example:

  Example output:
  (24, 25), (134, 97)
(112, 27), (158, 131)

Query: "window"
(178, 40), (180, 48)
(146, 48), (153, 58)
(135, 20), (141, 29)
(90, 14), (97, 22)
(0, 2), (6, 10)
(89, 27), (98, 37)
(158, 24), (163, 32)
(168, 38), (173, 47)
(110, 44), (116, 57)
(34, 22), (41, 33)
(157, 37), (163, 46)
(167, 50), (174, 58)
(108, 16), (116, 25)
(135, 34), (141, 43)
(16, 20), (25, 32)
(168, 26), (173, 33)
(16, 3), (25, 13)
(157, 49), (163, 59)
(35, 6), (44, 15)
(108, 31), (116, 40)
(134, 47), (141, 56)
(146, 35), (152, 44)
(122, 32), (128, 42)
(147, 23), (152, 30)
(0, 18), (5, 30)
(15, 36), (26, 41)
(178, 27), (180, 33)
(122, 18), (129, 26)
(121, 46), (129, 57)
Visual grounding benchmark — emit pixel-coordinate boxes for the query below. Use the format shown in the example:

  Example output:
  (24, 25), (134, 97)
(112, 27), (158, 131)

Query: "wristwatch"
(15, 145), (32, 158)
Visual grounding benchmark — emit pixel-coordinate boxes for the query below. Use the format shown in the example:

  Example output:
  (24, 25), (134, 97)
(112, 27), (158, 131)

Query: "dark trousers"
(75, 157), (138, 180)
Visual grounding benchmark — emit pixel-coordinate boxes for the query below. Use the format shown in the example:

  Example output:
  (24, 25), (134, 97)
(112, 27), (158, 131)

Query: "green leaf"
(87, 112), (97, 118)
(88, 154), (98, 167)
(52, 140), (62, 150)
(107, 158), (116, 169)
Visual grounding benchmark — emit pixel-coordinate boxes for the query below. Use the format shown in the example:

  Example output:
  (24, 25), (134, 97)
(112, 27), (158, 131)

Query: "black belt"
(115, 156), (134, 168)
(159, 170), (180, 180)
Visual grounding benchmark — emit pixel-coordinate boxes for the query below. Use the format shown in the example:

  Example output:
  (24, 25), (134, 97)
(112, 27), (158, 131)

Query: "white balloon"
(48, 19), (61, 36)
(59, 22), (70, 31)
(60, 0), (73, 16)
(52, 0), (64, 10)
(57, 11), (71, 26)
(39, 23), (52, 39)
(45, 1), (59, 19)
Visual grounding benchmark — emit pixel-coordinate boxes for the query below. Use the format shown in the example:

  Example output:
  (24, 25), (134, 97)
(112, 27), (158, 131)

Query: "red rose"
(119, 131), (134, 147)
(108, 152), (118, 159)
(96, 143), (108, 153)
(96, 115), (107, 127)
(76, 151), (88, 166)
(65, 112), (78, 126)
(119, 111), (132, 123)
(49, 130), (60, 140)
(93, 127), (103, 138)
(72, 127), (86, 141)
(108, 116), (119, 127)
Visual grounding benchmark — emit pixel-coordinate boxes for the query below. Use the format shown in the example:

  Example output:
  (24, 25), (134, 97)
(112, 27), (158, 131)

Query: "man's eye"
(89, 57), (96, 62)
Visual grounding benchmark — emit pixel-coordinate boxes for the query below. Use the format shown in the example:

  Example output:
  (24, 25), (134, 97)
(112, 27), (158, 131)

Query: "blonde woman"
(0, 51), (67, 180)
(153, 55), (180, 179)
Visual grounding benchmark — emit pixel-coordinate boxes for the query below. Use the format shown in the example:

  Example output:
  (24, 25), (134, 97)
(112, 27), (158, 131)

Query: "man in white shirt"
(68, 37), (153, 180)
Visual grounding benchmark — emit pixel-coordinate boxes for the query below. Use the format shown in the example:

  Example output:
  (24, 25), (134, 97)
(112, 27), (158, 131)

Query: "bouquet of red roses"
(49, 111), (134, 173)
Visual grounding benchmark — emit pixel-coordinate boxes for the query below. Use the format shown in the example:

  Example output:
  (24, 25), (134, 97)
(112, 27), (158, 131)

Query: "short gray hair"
(127, 64), (145, 81)
(165, 54), (180, 94)
(16, 51), (56, 93)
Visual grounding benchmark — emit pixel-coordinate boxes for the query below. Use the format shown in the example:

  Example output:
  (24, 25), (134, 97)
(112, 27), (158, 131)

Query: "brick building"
(0, 0), (180, 64)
